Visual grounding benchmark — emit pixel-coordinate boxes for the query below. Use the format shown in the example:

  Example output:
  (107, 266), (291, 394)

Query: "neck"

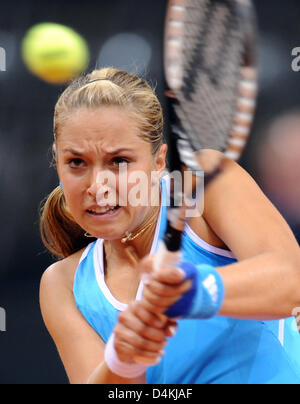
(104, 205), (160, 267)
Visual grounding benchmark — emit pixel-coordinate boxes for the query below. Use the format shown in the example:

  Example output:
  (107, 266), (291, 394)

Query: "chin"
(85, 227), (125, 241)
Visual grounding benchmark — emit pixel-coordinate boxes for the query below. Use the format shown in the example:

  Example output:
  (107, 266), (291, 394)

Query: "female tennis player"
(40, 68), (300, 384)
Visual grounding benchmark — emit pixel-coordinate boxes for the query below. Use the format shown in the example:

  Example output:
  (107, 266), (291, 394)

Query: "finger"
(139, 299), (169, 316)
(130, 301), (167, 328)
(133, 354), (162, 366)
(143, 288), (181, 309)
(164, 320), (179, 338)
(113, 338), (163, 363)
(130, 302), (179, 337)
(152, 266), (186, 285)
(138, 255), (156, 278)
(114, 322), (167, 354)
(118, 307), (167, 343)
(145, 279), (192, 298)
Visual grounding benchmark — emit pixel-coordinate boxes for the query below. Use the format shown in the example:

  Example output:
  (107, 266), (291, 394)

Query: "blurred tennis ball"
(21, 23), (90, 84)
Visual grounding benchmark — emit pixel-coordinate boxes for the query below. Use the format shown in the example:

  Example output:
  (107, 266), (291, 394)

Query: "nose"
(87, 170), (117, 206)
(87, 181), (101, 199)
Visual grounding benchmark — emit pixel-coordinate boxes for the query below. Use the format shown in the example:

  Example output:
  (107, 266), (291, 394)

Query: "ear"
(154, 144), (168, 174)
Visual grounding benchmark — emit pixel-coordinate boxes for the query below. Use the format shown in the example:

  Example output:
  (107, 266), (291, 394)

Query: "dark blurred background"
(0, 0), (299, 384)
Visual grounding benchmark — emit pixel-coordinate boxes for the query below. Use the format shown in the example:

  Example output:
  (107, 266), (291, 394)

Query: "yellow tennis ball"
(22, 23), (90, 84)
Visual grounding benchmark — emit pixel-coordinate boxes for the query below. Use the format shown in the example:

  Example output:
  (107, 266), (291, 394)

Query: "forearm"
(86, 361), (146, 384)
(218, 251), (300, 320)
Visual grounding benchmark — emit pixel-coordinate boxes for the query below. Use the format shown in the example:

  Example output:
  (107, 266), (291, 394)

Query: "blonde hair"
(40, 68), (164, 259)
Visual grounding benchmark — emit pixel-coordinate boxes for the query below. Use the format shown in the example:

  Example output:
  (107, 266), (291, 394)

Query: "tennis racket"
(134, 0), (258, 365)
(155, 0), (258, 270)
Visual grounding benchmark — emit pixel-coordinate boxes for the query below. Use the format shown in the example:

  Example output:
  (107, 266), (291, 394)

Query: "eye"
(112, 157), (130, 167)
(68, 158), (85, 169)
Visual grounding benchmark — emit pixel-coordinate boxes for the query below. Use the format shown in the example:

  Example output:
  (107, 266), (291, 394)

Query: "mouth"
(86, 205), (121, 216)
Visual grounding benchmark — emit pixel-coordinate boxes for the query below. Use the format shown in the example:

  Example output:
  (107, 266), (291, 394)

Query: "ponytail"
(40, 187), (95, 259)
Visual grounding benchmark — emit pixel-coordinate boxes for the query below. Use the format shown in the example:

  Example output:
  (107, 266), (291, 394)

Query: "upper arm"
(203, 156), (300, 260)
(40, 262), (106, 384)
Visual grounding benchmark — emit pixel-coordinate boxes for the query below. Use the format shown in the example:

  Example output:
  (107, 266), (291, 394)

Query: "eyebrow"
(106, 148), (134, 155)
(62, 147), (134, 156)
(62, 148), (83, 156)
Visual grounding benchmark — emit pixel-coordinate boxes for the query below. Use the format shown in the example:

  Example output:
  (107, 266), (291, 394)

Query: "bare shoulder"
(39, 247), (86, 342)
(40, 248), (85, 293)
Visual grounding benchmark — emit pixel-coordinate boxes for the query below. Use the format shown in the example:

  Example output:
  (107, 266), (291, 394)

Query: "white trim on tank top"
(79, 243), (93, 264)
(184, 224), (235, 259)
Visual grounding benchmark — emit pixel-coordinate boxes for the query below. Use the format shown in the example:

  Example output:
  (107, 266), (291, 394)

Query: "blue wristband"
(165, 263), (225, 319)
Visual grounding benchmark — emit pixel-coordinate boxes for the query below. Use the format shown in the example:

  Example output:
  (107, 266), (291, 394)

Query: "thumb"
(141, 255), (155, 273)
(139, 255), (156, 284)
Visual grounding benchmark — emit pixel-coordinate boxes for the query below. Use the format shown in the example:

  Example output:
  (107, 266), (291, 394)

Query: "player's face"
(55, 106), (166, 240)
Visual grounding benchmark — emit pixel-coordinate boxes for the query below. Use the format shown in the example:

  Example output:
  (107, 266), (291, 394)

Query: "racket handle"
(154, 240), (182, 272)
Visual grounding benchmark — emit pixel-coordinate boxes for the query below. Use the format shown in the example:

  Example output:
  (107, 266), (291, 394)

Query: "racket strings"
(181, 1), (244, 147)
(165, 0), (255, 164)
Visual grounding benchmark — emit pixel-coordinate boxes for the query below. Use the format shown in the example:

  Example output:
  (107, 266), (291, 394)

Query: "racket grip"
(165, 263), (225, 319)
(154, 240), (182, 272)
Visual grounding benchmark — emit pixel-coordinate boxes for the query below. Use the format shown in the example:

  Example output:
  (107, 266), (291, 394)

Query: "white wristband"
(104, 333), (148, 379)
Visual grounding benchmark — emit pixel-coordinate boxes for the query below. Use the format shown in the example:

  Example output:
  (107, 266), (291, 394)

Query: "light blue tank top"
(73, 177), (300, 384)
